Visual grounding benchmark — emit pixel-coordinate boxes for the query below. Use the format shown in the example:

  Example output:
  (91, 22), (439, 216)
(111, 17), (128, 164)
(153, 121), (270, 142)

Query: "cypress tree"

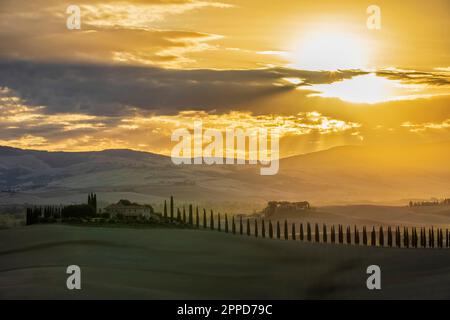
(371, 227), (376, 247)
(355, 226), (360, 245)
(307, 222), (312, 242)
(300, 223), (304, 241)
(182, 206), (186, 224)
(210, 210), (214, 230)
(379, 226), (384, 247)
(261, 219), (266, 238)
(188, 204), (193, 225)
(338, 225), (343, 244)
(292, 223), (296, 240)
(218, 213), (221, 231)
(363, 226), (368, 246)
(176, 208), (181, 222)
(446, 229), (449, 248)
(403, 227), (409, 248)
(315, 223), (320, 243)
(387, 227), (392, 247)
(431, 227), (435, 248)
(346, 226), (351, 244)
(247, 219), (251, 236)
(277, 221), (281, 239)
(240, 216), (243, 235)
(285, 220), (289, 240)
(170, 196), (174, 221)
(254, 219), (258, 238)
(269, 220), (273, 239)
(396, 227), (401, 248)
(224, 214), (229, 233)
(232, 216), (236, 234)
(203, 209), (207, 228)
(196, 206), (199, 228)
(163, 200), (167, 219)
(331, 225), (335, 243)
(322, 224), (327, 243)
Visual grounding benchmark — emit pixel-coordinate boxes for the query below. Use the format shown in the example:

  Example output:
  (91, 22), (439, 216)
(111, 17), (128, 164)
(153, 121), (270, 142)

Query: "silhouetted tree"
(362, 226), (368, 246)
(177, 208), (181, 222)
(379, 226), (384, 247)
(338, 225), (343, 244)
(346, 226), (351, 244)
(183, 206), (186, 224)
(196, 206), (199, 228)
(323, 224), (327, 243)
(247, 219), (251, 236)
(315, 223), (320, 243)
(354, 226), (359, 245)
(170, 196), (174, 221)
(300, 223), (304, 241)
(218, 213), (221, 231)
(240, 216), (243, 235)
(277, 221), (281, 239)
(387, 227), (393, 247)
(446, 229), (449, 248)
(403, 227), (409, 248)
(225, 214), (229, 233)
(371, 227), (376, 247)
(210, 210), (214, 230)
(396, 226), (401, 248)
(261, 219), (266, 238)
(285, 220), (289, 240)
(203, 209), (207, 228)
(292, 223), (296, 240)
(269, 220), (273, 239)
(254, 219), (258, 237)
(163, 200), (167, 219)
(331, 225), (335, 243)
(188, 204), (193, 225)
(232, 216), (236, 234)
(307, 223), (312, 242)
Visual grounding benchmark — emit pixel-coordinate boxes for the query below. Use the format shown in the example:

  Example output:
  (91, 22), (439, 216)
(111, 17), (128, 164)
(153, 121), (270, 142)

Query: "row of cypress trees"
(164, 196), (450, 249)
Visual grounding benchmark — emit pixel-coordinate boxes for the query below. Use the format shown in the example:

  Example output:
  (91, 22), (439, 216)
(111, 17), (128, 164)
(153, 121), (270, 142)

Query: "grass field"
(1, 224), (450, 299)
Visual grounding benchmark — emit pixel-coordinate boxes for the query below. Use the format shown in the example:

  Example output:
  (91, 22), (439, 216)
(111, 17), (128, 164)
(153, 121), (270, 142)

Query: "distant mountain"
(0, 142), (449, 207)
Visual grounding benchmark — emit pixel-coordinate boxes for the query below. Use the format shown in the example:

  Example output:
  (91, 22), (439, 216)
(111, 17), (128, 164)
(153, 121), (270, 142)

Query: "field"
(1, 224), (450, 299)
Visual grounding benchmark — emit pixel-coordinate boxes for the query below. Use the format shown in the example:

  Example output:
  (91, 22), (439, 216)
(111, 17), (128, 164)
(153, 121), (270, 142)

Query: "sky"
(0, 0), (449, 157)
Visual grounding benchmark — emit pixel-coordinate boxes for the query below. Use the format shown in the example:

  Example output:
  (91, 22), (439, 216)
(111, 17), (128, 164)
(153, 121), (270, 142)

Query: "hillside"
(0, 142), (449, 206)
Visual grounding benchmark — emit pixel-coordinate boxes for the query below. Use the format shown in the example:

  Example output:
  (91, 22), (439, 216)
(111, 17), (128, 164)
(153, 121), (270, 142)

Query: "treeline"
(409, 199), (450, 207)
(163, 196), (449, 249)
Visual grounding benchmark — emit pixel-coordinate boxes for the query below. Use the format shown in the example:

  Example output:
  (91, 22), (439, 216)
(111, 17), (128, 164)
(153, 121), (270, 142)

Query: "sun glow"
(306, 73), (426, 104)
(290, 31), (368, 71)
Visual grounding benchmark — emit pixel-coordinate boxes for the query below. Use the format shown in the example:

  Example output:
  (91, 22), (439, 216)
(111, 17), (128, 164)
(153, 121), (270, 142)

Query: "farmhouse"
(263, 201), (311, 217)
(104, 199), (158, 220)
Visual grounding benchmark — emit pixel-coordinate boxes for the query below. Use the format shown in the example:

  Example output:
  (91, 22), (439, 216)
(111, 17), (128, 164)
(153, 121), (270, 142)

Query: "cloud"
(0, 61), (365, 116)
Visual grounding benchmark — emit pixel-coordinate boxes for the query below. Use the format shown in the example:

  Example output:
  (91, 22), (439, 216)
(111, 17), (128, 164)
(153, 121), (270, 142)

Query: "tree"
(292, 223), (296, 240)
(170, 196), (174, 221)
(269, 220), (273, 239)
(203, 208), (207, 228)
(338, 225), (343, 244)
(362, 226), (367, 246)
(300, 223), (304, 241)
(225, 214), (229, 233)
(354, 226), (359, 245)
(196, 206), (199, 228)
(261, 220), (266, 238)
(232, 216), (236, 234)
(322, 224), (327, 243)
(188, 205), (193, 225)
(210, 210), (214, 230)
(277, 221), (281, 239)
(331, 225), (335, 243)
(379, 226), (384, 247)
(315, 223), (320, 243)
(307, 223), (312, 242)
(247, 219), (251, 236)
(254, 219), (258, 238)
(346, 226), (351, 244)
(177, 208), (181, 222)
(163, 200), (167, 219)
(387, 227), (392, 247)
(396, 226), (401, 248)
(371, 227), (376, 246)
(182, 206), (186, 224)
(403, 227), (409, 248)
(240, 216), (243, 235)
(285, 220), (289, 240)
(218, 213), (221, 231)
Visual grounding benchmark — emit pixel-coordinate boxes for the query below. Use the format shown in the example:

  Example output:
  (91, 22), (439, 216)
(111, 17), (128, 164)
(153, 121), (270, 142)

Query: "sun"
(290, 31), (368, 71)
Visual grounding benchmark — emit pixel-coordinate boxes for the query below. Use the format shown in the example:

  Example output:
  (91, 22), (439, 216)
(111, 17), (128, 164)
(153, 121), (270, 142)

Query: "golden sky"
(0, 0), (449, 157)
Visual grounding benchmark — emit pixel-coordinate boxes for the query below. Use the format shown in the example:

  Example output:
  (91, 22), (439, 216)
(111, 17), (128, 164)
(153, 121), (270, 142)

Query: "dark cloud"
(376, 69), (450, 86)
(0, 61), (364, 116)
